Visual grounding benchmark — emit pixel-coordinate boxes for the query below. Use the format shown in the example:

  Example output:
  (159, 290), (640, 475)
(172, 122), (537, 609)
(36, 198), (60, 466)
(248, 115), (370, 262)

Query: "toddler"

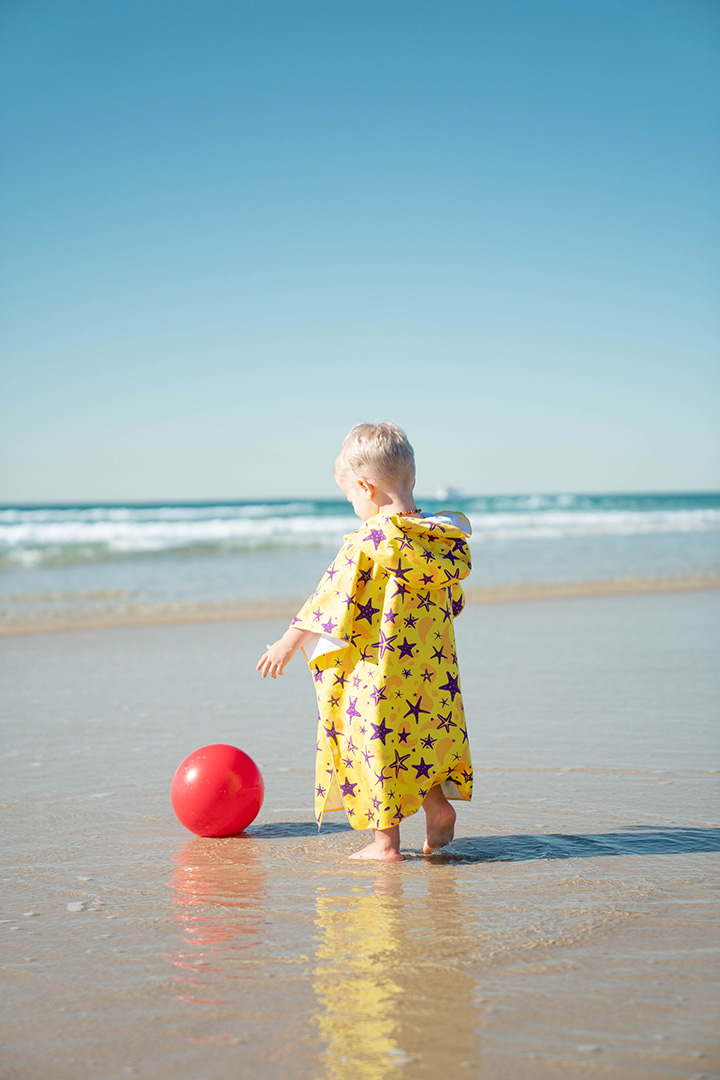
(257, 422), (473, 860)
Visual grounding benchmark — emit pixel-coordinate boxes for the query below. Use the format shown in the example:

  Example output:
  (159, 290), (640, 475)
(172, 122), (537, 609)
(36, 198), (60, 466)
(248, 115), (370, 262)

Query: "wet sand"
(1, 590), (719, 1078)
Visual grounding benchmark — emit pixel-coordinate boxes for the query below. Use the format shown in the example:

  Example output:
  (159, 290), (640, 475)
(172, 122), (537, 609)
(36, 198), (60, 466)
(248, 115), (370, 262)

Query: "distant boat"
(435, 486), (463, 501)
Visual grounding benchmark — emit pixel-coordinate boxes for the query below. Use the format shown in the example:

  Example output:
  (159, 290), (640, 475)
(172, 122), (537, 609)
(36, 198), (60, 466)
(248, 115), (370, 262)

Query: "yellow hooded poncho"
(292, 512), (473, 831)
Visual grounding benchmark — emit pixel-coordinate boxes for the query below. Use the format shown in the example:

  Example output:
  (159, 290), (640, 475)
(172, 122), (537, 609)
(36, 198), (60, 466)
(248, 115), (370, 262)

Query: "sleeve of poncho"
(291, 541), (363, 664)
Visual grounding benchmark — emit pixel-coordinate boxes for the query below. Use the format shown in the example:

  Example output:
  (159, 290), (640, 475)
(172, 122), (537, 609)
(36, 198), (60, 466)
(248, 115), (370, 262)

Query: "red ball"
(171, 744), (264, 837)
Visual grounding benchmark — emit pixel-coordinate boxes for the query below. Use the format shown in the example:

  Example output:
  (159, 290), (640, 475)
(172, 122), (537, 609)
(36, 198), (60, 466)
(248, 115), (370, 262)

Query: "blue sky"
(1, 0), (718, 501)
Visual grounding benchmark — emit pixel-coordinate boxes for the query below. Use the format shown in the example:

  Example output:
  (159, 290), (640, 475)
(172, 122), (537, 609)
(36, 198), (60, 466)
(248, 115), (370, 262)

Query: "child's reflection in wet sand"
(313, 866), (480, 1079)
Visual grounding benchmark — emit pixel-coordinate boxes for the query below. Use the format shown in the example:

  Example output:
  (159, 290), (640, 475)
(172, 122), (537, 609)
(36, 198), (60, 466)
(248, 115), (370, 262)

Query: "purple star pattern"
(356, 599), (380, 623)
(369, 683), (387, 704)
(329, 694), (340, 707)
(431, 645), (446, 662)
(412, 757), (432, 779)
(341, 779), (358, 798)
(313, 668), (324, 683)
(404, 695), (430, 722)
(312, 608), (323, 622)
(392, 581), (408, 599)
(420, 547), (434, 563)
(401, 668), (412, 679)
(357, 567), (373, 586)
(452, 596), (464, 617)
(437, 712), (456, 732)
(326, 563), (338, 581)
(404, 613), (418, 629)
(342, 592), (355, 609)
(368, 528), (386, 549)
(439, 671), (461, 700)
(316, 784), (326, 797)
(322, 617), (337, 634)
(421, 573), (435, 585)
(421, 734), (437, 749)
(416, 591), (435, 611)
(370, 719), (393, 744)
(388, 559), (411, 581)
(398, 727), (410, 743)
(383, 610), (398, 624)
(334, 671), (347, 687)
(346, 697), (361, 721)
(388, 749), (411, 777)
(398, 638), (416, 659)
(374, 629), (397, 659)
(346, 735), (358, 752)
(420, 669), (433, 683)
(325, 721), (340, 743)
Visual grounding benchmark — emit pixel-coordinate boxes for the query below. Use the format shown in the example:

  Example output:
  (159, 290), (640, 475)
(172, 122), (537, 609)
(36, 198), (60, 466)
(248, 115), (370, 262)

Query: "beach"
(2, 587), (718, 1079)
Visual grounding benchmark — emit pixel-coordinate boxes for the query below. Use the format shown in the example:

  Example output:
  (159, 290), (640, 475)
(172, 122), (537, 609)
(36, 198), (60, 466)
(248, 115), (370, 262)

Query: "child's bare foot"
(422, 786), (456, 853)
(349, 826), (404, 861)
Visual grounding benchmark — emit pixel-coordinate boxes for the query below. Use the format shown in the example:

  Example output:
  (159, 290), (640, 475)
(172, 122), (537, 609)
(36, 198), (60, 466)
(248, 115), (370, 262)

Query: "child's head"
(334, 422), (416, 492)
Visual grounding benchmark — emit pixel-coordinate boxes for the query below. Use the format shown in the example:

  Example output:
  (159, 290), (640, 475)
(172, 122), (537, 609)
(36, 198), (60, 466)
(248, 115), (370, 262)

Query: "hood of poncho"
(351, 511), (472, 592)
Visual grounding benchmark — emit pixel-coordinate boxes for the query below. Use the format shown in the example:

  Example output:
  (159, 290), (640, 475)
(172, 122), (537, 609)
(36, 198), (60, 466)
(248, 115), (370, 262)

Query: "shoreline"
(1, 572), (718, 637)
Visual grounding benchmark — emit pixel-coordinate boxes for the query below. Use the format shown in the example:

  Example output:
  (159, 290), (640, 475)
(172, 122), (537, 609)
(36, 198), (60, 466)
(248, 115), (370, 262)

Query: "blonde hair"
(335, 422), (416, 489)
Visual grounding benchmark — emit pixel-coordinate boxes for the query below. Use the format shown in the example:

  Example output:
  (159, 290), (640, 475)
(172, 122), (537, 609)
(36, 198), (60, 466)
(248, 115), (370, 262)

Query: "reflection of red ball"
(171, 744), (264, 837)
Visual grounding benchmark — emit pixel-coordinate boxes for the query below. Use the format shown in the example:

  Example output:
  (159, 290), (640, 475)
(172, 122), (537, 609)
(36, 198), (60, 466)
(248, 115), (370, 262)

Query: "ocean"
(1, 491), (719, 630)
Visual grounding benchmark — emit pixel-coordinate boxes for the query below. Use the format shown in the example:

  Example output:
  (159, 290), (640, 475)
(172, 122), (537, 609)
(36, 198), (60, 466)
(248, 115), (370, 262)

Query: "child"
(256, 422), (473, 861)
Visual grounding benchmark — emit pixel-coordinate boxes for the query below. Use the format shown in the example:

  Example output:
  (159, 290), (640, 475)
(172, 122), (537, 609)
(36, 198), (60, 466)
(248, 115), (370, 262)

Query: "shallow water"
(1, 592), (719, 1078)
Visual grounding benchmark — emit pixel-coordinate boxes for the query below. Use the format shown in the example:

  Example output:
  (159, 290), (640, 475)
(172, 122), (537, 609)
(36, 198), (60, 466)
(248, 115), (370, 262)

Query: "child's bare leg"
(349, 824), (404, 861)
(422, 784), (456, 853)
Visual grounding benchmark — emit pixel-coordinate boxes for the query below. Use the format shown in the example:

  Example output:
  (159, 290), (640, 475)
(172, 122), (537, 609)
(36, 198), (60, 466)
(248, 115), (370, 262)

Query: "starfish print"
(420, 547), (434, 563)
(371, 795), (381, 811)
(329, 694), (340, 707)
(437, 712), (456, 732)
(451, 537), (467, 551)
(352, 674), (362, 688)
(443, 567), (461, 583)
(325, 721), (340, 743)
(387, 558), (411, 581)
(452, 596), (464, 617)
(421, 573), (435, 585)
(404, 613), (418, 629)
(373, 766), (388, 788)
(398, 535), (414, 551)
(412, 757), (433, 779)
(363, 748), (373, 767)
(398, 637), (416, 659)
(334, 671), (347, 687)
(346, 697), (361, 721)
(357, 567), (373, 586)
(398, 727), (410, 743)
(343, 755), (354, 769)
(313, 668), (324, 683)
(342, 592), (355, 609)
(325, 563), (338, 581)
(312, 608), (323, 622)
(383, 609), (398, 624)
(404, 695), (430, 722)
(374, 629), (397, 659)
(416, 591), (435, 612)
(439, 671), (461, 700)
(392, 581), (408, 600)
(420, 669), (433, 683)
(322, 617), (337, 633)
(367, 528), (386, 549)
(401, 667), (412, 679)
(444, 548), (460, 565)
(370, 719), (393, 745)
(421, 734), (437, 749)
(316, 784), (326, 797)
(440, 604), (452, 623)
(359, 646), (373, 663)
(344, 552), (356, 567)
(369, 683), (387, 705)
(346, 735), (358, 753)
(388, 749), (412, 777)
(341, 779), (358, 798)
(356, 599), (380, 623)
(431, 645), (446, 662)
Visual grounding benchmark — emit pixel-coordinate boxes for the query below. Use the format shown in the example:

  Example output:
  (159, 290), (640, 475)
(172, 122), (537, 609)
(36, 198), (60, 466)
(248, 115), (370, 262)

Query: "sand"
(1, 590), (719, 1079)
